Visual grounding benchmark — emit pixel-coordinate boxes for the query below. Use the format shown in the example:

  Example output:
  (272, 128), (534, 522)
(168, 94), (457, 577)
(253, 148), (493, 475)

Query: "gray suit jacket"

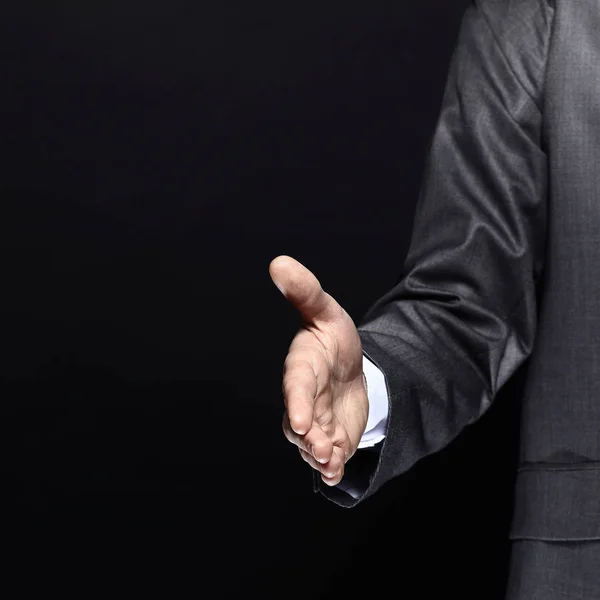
(314, 0), (600, 596)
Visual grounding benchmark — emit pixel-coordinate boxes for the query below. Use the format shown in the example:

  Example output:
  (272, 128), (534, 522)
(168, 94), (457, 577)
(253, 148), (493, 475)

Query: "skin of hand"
(270, 255), (369, 486)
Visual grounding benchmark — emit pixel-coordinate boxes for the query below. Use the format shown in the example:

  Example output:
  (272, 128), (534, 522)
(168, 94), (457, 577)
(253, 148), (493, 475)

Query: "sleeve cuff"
(357, 353), (389, 448)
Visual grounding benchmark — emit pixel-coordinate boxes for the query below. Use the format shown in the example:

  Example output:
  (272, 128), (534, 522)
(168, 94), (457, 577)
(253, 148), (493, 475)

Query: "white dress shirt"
(356, 354), (388, 448)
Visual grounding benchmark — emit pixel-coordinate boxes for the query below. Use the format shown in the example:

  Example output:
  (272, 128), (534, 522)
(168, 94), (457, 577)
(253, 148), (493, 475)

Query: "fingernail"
(316, 456), (328, 464)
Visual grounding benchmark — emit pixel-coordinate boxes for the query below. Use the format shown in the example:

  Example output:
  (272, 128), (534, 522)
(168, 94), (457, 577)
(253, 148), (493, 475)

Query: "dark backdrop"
(1, 1), (523, 597)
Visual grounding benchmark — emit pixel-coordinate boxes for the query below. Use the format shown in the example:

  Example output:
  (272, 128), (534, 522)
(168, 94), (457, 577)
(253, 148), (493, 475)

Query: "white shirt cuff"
(357, 353), (389, 449)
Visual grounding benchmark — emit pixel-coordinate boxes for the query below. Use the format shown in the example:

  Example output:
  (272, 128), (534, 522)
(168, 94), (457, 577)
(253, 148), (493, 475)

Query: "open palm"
(270, 255), (368, 486)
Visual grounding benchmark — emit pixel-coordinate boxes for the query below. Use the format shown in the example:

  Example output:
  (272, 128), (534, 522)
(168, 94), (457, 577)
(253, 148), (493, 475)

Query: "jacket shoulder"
(472, 0), (555, 103)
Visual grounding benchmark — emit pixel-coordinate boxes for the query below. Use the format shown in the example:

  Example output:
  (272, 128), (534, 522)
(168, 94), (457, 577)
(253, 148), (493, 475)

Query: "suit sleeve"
(315, 0), (555, 507)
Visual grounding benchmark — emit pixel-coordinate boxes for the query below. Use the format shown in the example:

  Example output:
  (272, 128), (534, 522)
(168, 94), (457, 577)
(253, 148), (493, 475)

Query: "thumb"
(269, 255), (341, 325)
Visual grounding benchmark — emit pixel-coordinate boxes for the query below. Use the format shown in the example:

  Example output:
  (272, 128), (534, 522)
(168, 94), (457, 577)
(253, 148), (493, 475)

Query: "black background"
(1, 1), (523, 597)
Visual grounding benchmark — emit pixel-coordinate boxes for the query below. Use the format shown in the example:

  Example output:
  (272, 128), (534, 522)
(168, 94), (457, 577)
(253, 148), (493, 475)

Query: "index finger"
(282, 354), (318, 435)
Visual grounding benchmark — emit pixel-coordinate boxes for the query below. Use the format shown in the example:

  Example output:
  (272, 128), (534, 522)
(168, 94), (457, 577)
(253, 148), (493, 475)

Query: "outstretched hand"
(270, 255), (368, 486)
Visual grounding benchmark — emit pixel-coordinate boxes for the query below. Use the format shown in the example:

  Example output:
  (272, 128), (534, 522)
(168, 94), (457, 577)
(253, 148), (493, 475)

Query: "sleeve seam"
(476, 0), (555, 113)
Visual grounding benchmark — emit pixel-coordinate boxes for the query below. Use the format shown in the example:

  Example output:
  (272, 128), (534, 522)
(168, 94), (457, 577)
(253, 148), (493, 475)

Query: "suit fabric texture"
(314, 0), (600, 596)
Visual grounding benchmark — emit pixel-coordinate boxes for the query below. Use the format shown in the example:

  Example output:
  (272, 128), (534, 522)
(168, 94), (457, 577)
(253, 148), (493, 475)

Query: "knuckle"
(283, 352), (311, 372)
(319, 420), (335, 437)
(331, 428), (350, 454)
(286, 370), (314, 388)
(282, 374), (310, 398)
(313, 404), (331, 425)
(310, 437), (325, 454)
